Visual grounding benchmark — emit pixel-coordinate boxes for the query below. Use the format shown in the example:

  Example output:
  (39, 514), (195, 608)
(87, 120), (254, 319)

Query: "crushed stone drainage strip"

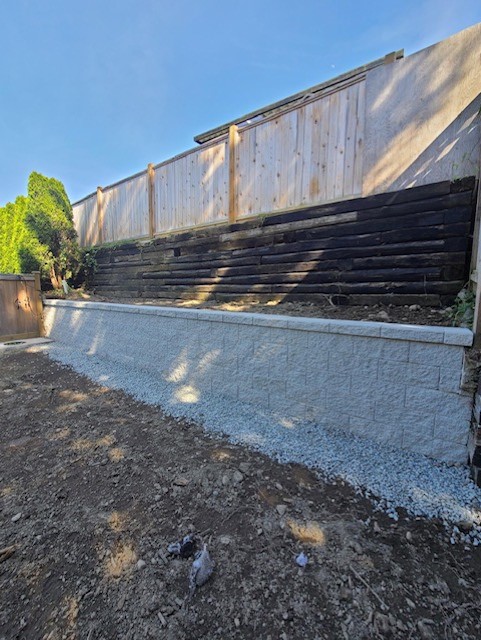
(42, 342), (481, 545)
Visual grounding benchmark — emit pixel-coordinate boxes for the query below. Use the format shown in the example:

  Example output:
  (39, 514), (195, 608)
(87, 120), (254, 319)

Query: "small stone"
(406, 598), (416, 609)
(373, 612), (390, 634)
(417, 620), (434, 639)
(173, 477), (189, 487)
(409, 304), (421, 311)
(232, 471), (244, 484)
(11, 513), (21, 522)
(136, 559), (146, 570)
(219, 536), (231, 545)
(349, 541), (362, 554)
(406, 531), (413, 542)
(234, 617), (240, 628)
(457, 520), (473, 533)
(339, 586), (350, 601)
(239, 462), (250, 474)
(276, 504), (287, 517)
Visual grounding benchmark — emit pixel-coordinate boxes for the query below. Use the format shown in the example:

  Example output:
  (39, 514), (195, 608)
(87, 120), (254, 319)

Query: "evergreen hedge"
(0, 172), (79, 288)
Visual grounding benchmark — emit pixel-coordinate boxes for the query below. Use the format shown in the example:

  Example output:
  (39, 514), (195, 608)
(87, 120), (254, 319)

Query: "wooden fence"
(74, 77), (365, 247)
(0, 273), (44, 342)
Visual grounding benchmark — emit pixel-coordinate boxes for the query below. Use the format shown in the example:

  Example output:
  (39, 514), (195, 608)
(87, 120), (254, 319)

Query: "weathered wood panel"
(236, 80), (365, 219)
(153, 138), (229, 234)
(0, 274), (42, 342)
(102, 172), (149, 243)
(73, 195), (98, 247)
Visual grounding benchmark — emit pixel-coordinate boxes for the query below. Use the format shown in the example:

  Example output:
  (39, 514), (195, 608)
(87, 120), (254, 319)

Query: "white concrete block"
(443, 327), (473, 346)
(334, 354), (379, 380)
(380, 323), (444, 343)
(401, 429), (437, 457)
(350, 416), (403, 448)
(304, 402), (329, 422)
(374, 406), (435, 432)
(430, 439), (468, 464)
(329, 319), (381, 337)
(434, 414), (470, 445)
(193, 309), (223, 323)
(252, 315), (289, 328)
(253, 342), (289, 365)
(286, 317), (330, 333)
(372, 382), (406, 409)
(238, 385), (270, 407)
(252, 374), (286, 395)
(222, 312), (254, 325)
(270, 397), (307, 420)
(378, 361), (440, 389)
(438, 366), (462, 393)
(408, 342), (464, 368)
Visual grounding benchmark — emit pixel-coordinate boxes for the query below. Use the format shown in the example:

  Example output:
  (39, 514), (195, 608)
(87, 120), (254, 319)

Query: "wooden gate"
(0, 272), (44, 342)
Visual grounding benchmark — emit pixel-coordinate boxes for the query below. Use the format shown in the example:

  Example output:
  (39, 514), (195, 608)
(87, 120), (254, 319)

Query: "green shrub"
(78, 247), (99, 288)
(25, 172), (80, 288)
(0, 196), (42, 274)
(449, 285), (475, 327)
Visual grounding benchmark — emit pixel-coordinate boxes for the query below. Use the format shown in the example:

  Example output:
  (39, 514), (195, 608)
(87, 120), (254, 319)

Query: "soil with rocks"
(1, 349), (481, 640)
(47, 290), (458, 327)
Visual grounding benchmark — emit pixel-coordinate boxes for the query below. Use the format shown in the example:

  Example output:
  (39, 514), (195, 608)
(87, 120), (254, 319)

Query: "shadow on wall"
(363, 23), (481, 195)
(45, 305), (303, 449)
(395, 99), (481, 190)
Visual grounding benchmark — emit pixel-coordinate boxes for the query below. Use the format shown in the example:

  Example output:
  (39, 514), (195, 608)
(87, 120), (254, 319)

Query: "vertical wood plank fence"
(0, 272), (44, 342)
(73, 77), (366, 247)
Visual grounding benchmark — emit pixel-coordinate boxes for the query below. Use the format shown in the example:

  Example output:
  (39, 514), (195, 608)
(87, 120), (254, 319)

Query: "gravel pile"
(43, 342), (481, 543)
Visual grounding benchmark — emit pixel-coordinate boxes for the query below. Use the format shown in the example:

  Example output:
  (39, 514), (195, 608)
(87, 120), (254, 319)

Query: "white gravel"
(41, 341), (481, 543)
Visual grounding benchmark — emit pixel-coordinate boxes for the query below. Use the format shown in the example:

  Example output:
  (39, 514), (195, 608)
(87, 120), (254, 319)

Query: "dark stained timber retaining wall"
(91, 178), (477, 306)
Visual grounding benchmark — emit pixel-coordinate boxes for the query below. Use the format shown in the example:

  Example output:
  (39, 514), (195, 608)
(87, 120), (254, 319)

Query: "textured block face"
(44, 301), (473, 464)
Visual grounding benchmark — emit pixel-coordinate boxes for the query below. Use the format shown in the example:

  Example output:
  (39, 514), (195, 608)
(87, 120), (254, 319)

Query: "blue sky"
(1, 0), (480, 206)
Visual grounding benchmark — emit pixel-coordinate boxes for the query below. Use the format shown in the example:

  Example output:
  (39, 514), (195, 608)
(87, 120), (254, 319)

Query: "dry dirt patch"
(1, 350), (480, 639)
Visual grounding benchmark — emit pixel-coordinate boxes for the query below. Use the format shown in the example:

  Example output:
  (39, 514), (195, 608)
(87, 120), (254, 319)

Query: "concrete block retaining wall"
(44, 300), (474, 464)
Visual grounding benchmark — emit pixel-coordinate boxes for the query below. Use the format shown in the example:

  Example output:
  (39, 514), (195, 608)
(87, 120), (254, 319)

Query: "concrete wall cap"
(44, 299), (474, 346)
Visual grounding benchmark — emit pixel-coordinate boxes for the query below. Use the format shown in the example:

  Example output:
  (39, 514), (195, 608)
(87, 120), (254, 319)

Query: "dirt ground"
(49, 290), (458, 327)
(1, 349), (481, 640)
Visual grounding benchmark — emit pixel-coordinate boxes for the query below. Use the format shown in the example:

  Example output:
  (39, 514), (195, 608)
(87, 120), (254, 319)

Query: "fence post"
(228, 124), (239, 223)
(33, 271), (45, 337)
(472, 177), (481, 347)
(96, 186), (104, 245)
(148, 163), (155, 238)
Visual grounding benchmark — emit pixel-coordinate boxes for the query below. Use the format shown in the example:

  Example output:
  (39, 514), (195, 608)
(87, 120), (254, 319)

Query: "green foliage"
(25, 172), (80, 287)
(0, 172), (80, 288)
(449, 286), (475, 328)
(78, 247), (99, 288)
(0, 196), (42, 273)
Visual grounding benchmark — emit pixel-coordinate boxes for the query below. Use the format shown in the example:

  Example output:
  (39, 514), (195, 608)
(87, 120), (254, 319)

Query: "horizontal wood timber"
(91, 180), (476, 306)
